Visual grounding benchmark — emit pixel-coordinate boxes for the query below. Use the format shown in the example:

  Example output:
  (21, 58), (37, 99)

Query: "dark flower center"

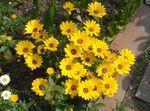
(71, 85), (76, 90)
(77, 39), (83, 44)
(49, 43), (54, 48)
(32, 60), (37, 65)
(105, 84), (109, 89)
(66, 65), (71, 70)
(83, 88), (88, 93)
(71, 49), (77, 55)
(94, 10), (99, 14)
(97, 48), (101, 52)
(118, 64), (123, 69)
(89, 27), (94, 32)
(23, 48), (28, 53)
(102, 68), (107, 73)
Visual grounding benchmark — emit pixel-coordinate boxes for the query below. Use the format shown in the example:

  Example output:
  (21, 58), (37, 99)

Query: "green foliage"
(0, 100), (29, 111)
(43, 0), (57, 33)
(31, 0), (40, 19)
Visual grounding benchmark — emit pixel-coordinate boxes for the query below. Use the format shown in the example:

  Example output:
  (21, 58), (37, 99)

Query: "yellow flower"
(119, 49), (135, 65)
(65, 79), (79, 98)
(103, 51), (117, 62)
(70, 30), (90, 49)
(97, 63), (115, 77)
(81, 51), (95, 67)
(25, 20), (43, 39)
(25, 54), (43, 70)
(101, 77), (118, 97)
(92, 40), (109, 58)
(59, 57), (78, 78)
(47, 67), (54, 75)
(31, 78), (48, 96)
(7, 36), (13, 41)
(15, 40), (35, 57)
(44, 36), (59, 51)
(90, 78), (103, 98)
(37, 45), (46, 55)
(11, 13), (17, 19)
(63, 2), (75, 15)
(85, 71), (95, 79)
(71, 63), (87, 80)
(36, 30), (48, 42)
(87, 1), (106, 18)
(78, 80), (94, 100)
(60, 21), (78, 38)
(113, 56), (131, 76)
(83, 20), (101, 37)
(11, 94), (19, 103)
(64, 42), (82, 58)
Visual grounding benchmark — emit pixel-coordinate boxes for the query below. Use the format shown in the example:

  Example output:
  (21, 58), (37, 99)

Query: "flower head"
(47, 67), (54, 75)
(101, 77), (118, 97)
(0, 74), (10, 85)
(63, 2), (75, 15)
(31, 78), (48, 96)
(87, 1), (106, 18)
(65, 79), (79, 98)
(60, 21), (78, 38)
(25, 20), (43, 39)
(44, 36), (59, 51)
(15, 40), (35, 57)
(11, 94), (19, 103)
(25, 54), (43, 70)
(78, 80), (94, 100)
(83, 20), (101, 37)
(1, 90), (11, 100)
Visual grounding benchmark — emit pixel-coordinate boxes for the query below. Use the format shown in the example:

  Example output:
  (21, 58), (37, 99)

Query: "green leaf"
(43, 0), (56, 32)
(0, 46), (7, 52)
(26, 100), (35, 109)
(31, 0), (40, 19)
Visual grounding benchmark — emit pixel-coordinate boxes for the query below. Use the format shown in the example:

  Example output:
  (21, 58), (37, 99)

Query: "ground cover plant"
(0, 0), (140, 111)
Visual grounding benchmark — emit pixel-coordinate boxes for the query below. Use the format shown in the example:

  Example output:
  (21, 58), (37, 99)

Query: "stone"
(145, 0), (150, 5)
(135, 63), (150, 103)
(100, 4), (150, 111)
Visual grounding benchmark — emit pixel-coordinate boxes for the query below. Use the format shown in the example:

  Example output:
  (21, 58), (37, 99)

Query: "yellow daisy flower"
(36, 30), (48, 42)
(31, 78), (48, 96)
(70, 30), (90, 49)
(25, 54), (43, 70)
(83, 20), (101, 37)
(64, 42), (82, 58)
(103, 51), (117, 62)
(90, 78), (103, 98)
(119, 49), (135, 65)
(37, 45), (46, 55)
(44, 36), (59, 51)
(63, 2), (75, 15)
(15, 40), (35, 57)
(11, 94), (19, 103)
(47, 67), (54, 75)
(78, 80), (94, 100)
(97, 63), (115, 77)
(65, 79), (79, 98)
(87, 1), (106, 18)
(92, 40), (109, 58)
(101, 77), (118, 97)
(11, 13), (17, 19)
(81, 51), (95, 66)
(59, 57), (78, 78)
(85, 71), (95, 79)
(60, 21), (78, 38)
(113, 56), (131, 76)
(71, 63), (87, 80)
(25, 20), (43, 39)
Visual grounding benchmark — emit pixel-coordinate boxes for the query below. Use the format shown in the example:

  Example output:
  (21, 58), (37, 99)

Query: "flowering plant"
(0, 0), (135, 111)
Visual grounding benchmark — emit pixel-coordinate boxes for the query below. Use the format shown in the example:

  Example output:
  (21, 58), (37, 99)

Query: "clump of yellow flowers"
(14, 0), (135, 109)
